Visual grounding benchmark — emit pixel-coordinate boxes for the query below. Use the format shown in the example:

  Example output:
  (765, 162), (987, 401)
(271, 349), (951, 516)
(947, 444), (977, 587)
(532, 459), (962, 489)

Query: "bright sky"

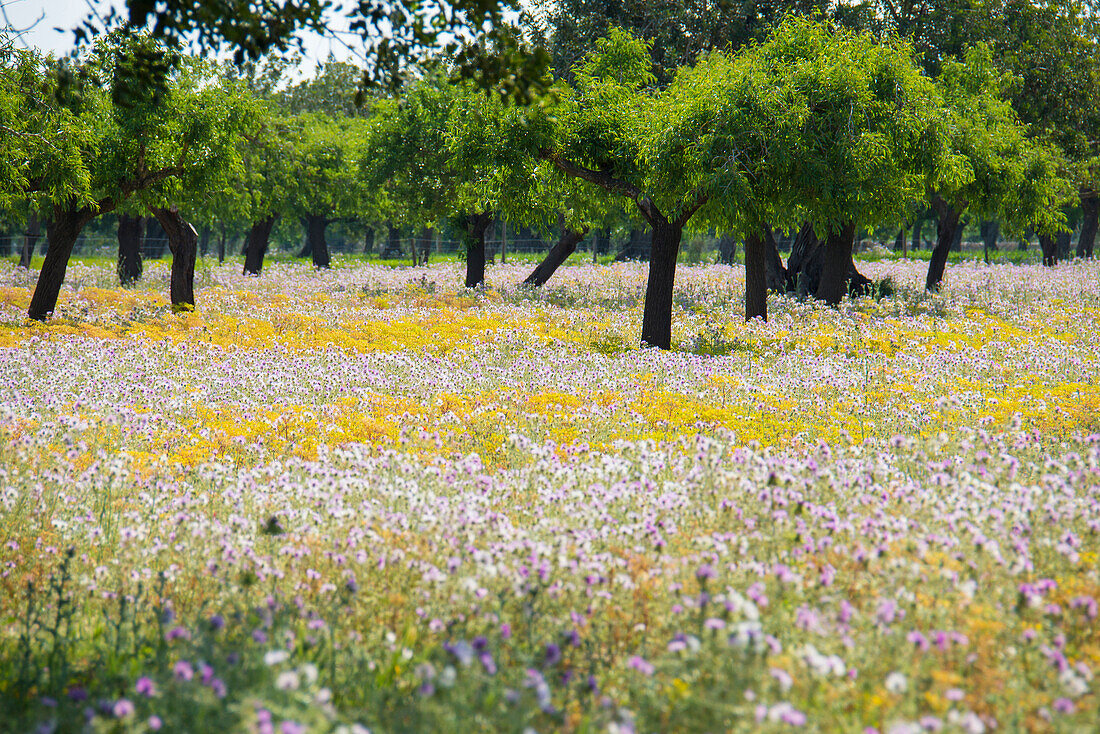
(1, 0), (366, 73)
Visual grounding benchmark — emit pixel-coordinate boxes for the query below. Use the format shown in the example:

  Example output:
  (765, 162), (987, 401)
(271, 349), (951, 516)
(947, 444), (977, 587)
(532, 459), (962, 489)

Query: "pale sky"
(1, 0), (366, 73)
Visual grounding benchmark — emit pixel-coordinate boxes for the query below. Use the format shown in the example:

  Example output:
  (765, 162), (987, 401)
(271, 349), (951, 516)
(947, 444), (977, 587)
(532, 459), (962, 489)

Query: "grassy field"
(1, 257), (1098, 732)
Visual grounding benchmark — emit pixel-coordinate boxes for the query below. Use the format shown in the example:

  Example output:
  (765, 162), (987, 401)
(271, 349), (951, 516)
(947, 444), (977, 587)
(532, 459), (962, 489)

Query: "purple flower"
(208, 615), (226, 631)
(112, 699), (135, 719)
(135, 677), (157, 697)
(696, 564), (716, 581)
(628, 656), (654, 676)
(544, 643), (562, 667)
(148, 716), (163, 731)
(67, 687), (87, 702)
(280, 721), (306, 734)
(165, 626), (191, 642)
(210, 678), (227, 698)
(173, 661), (194, 682)
(1053, 698), (1076, 714)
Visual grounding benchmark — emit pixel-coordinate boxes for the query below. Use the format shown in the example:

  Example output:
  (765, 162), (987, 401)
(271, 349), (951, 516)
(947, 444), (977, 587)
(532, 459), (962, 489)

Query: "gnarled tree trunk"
(786, 222), (820, 295)
(153, 207), (198, 310)
(980, 220), (999, 263)
(762, 225), (787, 293)
(243, 216), (277, 276)
(926, 194), (964, 291)
(19, 211), (40, 269)
(1039, 233), (1058, 267)
(28, 202), (99, 320)
(117, 214), (145, 286)
(463, 212), (493, 288)
(817, 221), (856, 306)
(525, 219), (587, 287)
(1077, 190), (1098, 259)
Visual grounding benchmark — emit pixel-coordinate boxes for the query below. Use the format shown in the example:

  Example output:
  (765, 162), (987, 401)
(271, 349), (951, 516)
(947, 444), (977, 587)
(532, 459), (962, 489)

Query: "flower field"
(1, 257), (1098, 733)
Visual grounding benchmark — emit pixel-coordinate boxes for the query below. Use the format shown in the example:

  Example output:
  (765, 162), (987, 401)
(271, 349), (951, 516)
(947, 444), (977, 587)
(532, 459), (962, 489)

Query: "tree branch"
(539, 149), (643, 202)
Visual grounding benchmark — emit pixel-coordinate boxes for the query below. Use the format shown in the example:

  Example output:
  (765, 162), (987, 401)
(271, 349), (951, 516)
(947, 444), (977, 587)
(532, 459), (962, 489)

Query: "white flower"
(276, 671), (300, 691)
(885, 672), (908, 694)
(264, 650), (289, 666)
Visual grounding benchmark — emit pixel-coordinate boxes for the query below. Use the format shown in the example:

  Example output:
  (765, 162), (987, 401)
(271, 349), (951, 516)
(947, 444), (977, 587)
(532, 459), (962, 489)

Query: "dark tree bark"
(744, 228), (768, 321)
(1056, 230), (1072, 261)
(926, 194), (964, 291)
(243, 216), (277, 275)
(893, 228), (906, 253)
(786, 222), (821, 295)
(305, 214), (331, 269)
(217, 226), (226, 263)
(362, 226), (376, 254)
(152, 207), (198, 309)
(1077, 190), (1098, 259)
(19, 211), (40, 269)
(717, 234), (737, 264)
(463, 211), (493, 288)
(762, 225), (787, 293)
(979, 220), (999, 263)
(911, 215), (923, 252)
(524, 222), (587, 286)
(116, 214), (145, 285)
(28, 202), (100, 320)
(639, 216), (683, 349)
(199, 225), (211, 257)
(817, 221), (857, 305)
(1039, 233), (1058, 266)
(614, 228), (650, 261)
(951, 216), (966, 251)
(0, 232), (10, 257)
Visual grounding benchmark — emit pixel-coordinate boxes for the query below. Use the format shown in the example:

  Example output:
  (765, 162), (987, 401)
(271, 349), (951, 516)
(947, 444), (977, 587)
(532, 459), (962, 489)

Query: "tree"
(923, 45), (1068, 290)
(284, 113), (367, 269)
(747, 18), (950, 304)
(4, 32), (252, 317)
(79, 0), (550, 103)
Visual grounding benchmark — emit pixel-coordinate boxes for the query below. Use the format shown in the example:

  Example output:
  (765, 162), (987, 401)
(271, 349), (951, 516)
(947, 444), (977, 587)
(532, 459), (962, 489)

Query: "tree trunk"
(1077, 190), (1098, 259)
(199, 225), (211, 257)
(615, 228), (650, 261)
(1056, 230), (1072, 261)
(926, 195), (963, 291)
(116, 214), (145, 286)
(463, 212), (492, 288)
(415, 227), (434, 266)
(28, 202), (98, 320)
(640, 217), (683, 349)
(911, 216), (923, 252)
(306, 214), (330, 269)
(951, 216), (966, 251)
(362, 226), (376, 254)
(19, 211), (40, 269)
(717, 234), (738, 264)
(0, 232), (10, 257)
(786, 222), (820, 295)
(817, 221), (856, 306)
(979, 220), (999, 263)
(1039, 233), (1058, 266)
(217, 226), (226, 264)
(893, 228), (906, 252)
(524, 223), (587, 287)
(243, 216), (276, 275)
(153, 207), (198, 310)
(499, 221), (507, 264)
(762, 225), (787, 293)
(744, 228), (767, 321)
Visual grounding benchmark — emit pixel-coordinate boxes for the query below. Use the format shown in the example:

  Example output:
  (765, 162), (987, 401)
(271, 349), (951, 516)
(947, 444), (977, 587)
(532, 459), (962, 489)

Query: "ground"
(0, 257), (1097, 732)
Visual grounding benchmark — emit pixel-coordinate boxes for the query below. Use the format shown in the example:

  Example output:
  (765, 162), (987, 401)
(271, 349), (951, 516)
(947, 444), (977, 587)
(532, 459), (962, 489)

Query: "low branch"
(539, 149), (642, 202)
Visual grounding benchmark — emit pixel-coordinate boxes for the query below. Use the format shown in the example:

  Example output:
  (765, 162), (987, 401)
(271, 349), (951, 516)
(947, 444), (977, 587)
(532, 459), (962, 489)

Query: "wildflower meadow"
(1, 256), (1097, 733)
